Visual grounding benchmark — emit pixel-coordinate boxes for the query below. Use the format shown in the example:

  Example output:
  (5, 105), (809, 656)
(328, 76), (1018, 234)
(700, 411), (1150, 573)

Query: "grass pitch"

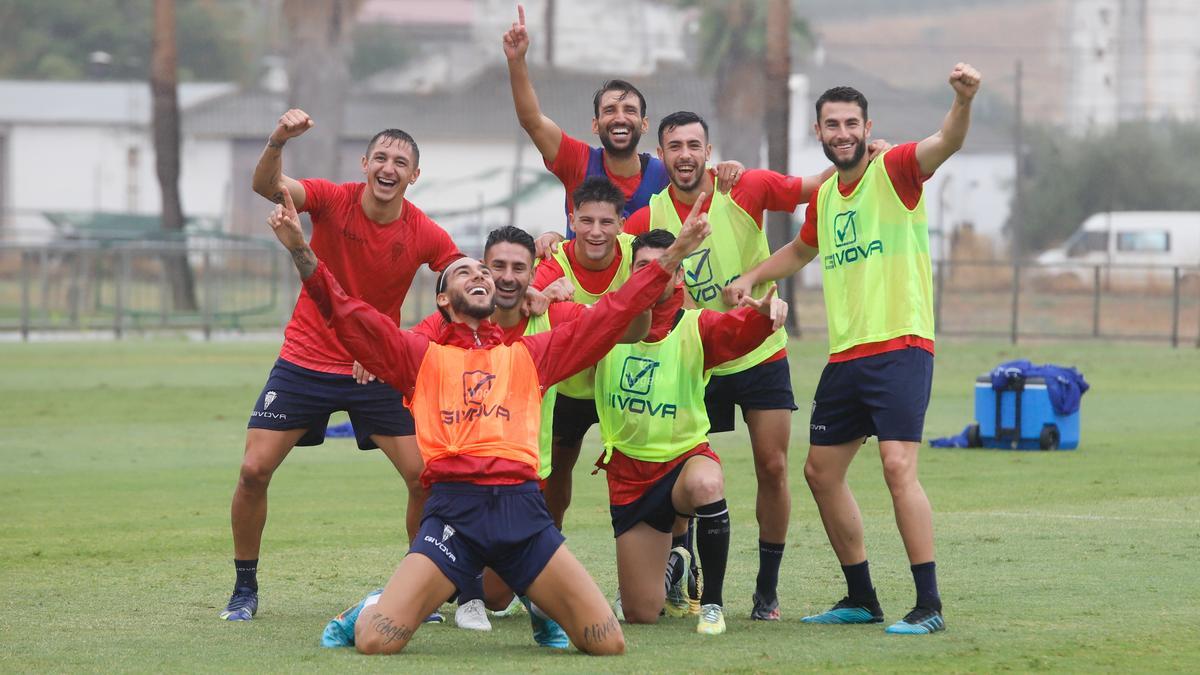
(1, 337), (1198, 672)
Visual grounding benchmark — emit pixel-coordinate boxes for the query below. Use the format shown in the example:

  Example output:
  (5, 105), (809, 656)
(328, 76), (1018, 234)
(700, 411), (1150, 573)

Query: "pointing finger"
(518, 4), (525, 26)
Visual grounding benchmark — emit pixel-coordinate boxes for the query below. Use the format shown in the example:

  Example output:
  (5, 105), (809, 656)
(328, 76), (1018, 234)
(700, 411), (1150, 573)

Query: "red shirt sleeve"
(297, 178), (338, 217)
(547, 301), (587, 325)
(798, 199), (819, 248)
(882, 142), (929, 210)
(623, 206), (651, 235)
(531, 256), (566, 291)
(521, 261), (671, 389)
(729, 169), (806, 228)
(302, 262), (429, 398)
(411, 311), (447, 340)
(697, 307), (776, 370)
(545, 131), (589, 188)
(419, 213), (463, 272)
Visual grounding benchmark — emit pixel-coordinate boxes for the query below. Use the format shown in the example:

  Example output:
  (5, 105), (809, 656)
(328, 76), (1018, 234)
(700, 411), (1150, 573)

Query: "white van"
(1035, 211), (1200, 284)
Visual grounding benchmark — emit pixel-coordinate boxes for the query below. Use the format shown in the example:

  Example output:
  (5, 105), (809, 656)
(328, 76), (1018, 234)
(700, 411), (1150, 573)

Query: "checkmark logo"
(833, 210), (857, 248)
(462, 370), (496, 406)
(683, 248), (714, 287)
(618, 356), (659, 395)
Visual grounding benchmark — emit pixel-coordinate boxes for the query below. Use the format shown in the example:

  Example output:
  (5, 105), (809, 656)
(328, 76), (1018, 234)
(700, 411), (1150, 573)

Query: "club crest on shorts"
(264, 391), (277, 409)
(442, 524), (455, 542)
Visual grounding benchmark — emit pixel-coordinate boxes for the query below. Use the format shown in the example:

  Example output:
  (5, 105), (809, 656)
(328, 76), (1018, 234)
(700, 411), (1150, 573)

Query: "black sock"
(911, 561), (942, 611)
(696, 500), (730, 607)
(234, 559), (258, 592)
(755, 540), (785, 602)
(664, 548), (687, 596)
(841, 560), (878, 605)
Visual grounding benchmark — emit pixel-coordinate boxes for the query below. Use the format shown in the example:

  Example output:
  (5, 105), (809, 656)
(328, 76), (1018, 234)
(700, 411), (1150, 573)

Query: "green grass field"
(1, 337), (1198, 672)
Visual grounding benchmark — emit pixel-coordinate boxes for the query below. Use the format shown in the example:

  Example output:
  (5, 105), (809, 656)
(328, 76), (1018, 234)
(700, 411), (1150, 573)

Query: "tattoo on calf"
(369, 614), (414, 646)
(581, 615), (620, 646)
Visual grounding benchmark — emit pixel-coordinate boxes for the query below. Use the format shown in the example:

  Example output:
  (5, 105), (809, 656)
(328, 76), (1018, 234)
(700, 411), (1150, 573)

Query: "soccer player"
(502, 4), (742, 238)
(725, 63), (984, 634)
(595, 229), (788, 636)
(221, 109), (460, 622)
(265, 183), (712, 655)
(623, 110), (833, 621)
(408, 225), (646, 637)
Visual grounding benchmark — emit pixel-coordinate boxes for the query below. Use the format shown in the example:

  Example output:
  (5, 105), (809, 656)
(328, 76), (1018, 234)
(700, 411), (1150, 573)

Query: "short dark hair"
(631, 229), (676, 265)
(657, 111), (708, 145)
(366, 128), (420, 166)
(484, 225), (536, 261)
(572, 176), (625, 215)
(592, 79), (647, 119)
(815, 86), (869, 121)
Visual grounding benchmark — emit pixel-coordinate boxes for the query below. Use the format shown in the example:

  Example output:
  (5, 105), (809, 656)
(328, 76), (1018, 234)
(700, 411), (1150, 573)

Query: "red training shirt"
(797, 143), (935, 362)
(548, 131), (645, 220)
(280, 179), (461, 374)
(531, 240), (624, 295)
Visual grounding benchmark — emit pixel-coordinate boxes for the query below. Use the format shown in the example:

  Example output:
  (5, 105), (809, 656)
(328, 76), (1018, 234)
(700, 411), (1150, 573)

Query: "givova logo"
(441, 369), (510, 424)
(681, 248), (739, 304)
(825, 209), (883, 269)
(609, 356), (676, 418)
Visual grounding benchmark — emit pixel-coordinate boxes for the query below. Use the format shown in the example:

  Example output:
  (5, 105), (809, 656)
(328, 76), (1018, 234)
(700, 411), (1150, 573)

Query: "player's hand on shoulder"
(541, 276), (575, 303)
(866, 139), (893, 161)
(714, 161), (745, 192)
(534, 230), (564, 261)
(949, 63), (982, 101)
(272, 109), (314, 144)
(502, 4), (531, 61)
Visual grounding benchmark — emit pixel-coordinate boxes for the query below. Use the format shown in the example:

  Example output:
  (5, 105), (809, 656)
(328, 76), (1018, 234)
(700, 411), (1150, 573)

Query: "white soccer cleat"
(455, 599), (492, 632)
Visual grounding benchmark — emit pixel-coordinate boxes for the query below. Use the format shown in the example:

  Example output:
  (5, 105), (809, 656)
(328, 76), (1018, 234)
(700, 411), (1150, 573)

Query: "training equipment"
(696, 604), (726, 635)
(800, 596), (884, 624)
(665, 547), (694, 618)
(455, 599), (492, 631)
(885, 606), (945, 634)
(749, 592), (780, 621)
(219, 587), (258, 622)
(970, 374), (1080, 450)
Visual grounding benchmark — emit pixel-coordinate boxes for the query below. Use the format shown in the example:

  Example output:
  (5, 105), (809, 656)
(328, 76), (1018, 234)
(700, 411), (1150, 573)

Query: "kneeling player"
(595, 228), (787, 635)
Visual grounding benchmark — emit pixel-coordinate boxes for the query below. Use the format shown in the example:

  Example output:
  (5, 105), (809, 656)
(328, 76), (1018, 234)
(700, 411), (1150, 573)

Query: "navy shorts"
(551, 394), (599, 445)
(704, 357), (798, 433)
(246, 358), (415, 450)
(609, 461), (687, 538)
(809, 347), (934, 446)
(410, 482), (566, 596)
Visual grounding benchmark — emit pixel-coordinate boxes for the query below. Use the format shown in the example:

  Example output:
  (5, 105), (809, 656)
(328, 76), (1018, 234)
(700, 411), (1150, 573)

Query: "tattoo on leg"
(369, 614), (414, 646)
(581, 615), (620, 646)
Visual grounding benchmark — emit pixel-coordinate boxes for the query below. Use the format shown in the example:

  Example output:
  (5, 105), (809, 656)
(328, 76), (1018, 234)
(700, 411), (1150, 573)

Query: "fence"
(1, 240), (1197, 347)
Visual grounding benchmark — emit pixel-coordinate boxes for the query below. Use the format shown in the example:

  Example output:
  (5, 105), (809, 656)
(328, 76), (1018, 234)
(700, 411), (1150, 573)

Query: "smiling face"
(592, 89), (648, 159)
(658, 122), (711, 193)
(361, 137), (420, 204)
(570, 200), (624, 264)
(436, 258), (495, 320)
(815, 100), (871, 171)
(484, 242), (534, 311)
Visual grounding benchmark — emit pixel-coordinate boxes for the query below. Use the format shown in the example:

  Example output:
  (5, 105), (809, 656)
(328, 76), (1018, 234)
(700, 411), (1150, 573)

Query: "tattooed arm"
(252, 108), (311, 208)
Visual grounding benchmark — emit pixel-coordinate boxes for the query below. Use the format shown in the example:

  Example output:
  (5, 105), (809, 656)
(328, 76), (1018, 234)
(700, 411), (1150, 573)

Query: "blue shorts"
(410, 482), (566, 596)
(609, 461), (686, 538)
(704, 357), (798, 433)
(246, 358), (415, 450)
(808, 347), (934, 446)
(551, 394), (599, 445)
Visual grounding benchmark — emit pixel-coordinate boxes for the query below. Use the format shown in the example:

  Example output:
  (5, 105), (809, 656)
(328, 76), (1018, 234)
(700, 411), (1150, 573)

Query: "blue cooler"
(970, 374), (1080, 450)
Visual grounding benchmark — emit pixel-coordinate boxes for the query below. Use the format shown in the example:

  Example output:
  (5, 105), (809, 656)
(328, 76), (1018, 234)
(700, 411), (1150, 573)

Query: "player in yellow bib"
(728, 63), (983, 635)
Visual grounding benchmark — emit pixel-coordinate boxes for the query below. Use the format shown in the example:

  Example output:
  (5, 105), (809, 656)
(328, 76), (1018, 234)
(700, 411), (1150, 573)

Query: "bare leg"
(231, 428), (308, 560)
(878, 440), (935, 563)
(482, 568), (516, 612)
(804, 439), (867, 564)
(744, 409), (791, 544)
(542, 435), (583, 529)
(353, 553), (456, 655)
(373, 434), (425, 543)
(671, 454), (724, 513)
(615, 524), (672, 624)
(525, 546), (626, 655)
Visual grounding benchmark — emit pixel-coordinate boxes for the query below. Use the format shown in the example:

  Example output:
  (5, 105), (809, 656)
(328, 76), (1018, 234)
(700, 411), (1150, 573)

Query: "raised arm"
(722, 235), (818, 306)
(915, 63), (982, 175)
(252, 108), (313, 209)
(267, 191), (427, 393)
(503, 4), (564, 163)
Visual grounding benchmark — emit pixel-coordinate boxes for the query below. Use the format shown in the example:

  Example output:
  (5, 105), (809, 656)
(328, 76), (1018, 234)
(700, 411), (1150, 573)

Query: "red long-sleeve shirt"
(302, 258), (672, 485)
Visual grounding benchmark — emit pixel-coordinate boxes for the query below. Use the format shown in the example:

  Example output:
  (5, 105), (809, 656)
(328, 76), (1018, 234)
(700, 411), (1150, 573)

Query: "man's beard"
(822, 137), (866, 170)
(599, 125), (642, 159)
(671, 163), (704, 192)
(451, 293), (495, 319)
(492, 283), (524, 310)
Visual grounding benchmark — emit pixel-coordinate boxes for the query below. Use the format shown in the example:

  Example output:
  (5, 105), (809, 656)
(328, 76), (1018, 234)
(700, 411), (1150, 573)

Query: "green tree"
(1013, 122), (1200, 252)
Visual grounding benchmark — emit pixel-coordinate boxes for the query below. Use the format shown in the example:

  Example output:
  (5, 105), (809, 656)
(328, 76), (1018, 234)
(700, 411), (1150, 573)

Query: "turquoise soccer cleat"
(801, 597), (884, 624)
(885, 606), (945, 634)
